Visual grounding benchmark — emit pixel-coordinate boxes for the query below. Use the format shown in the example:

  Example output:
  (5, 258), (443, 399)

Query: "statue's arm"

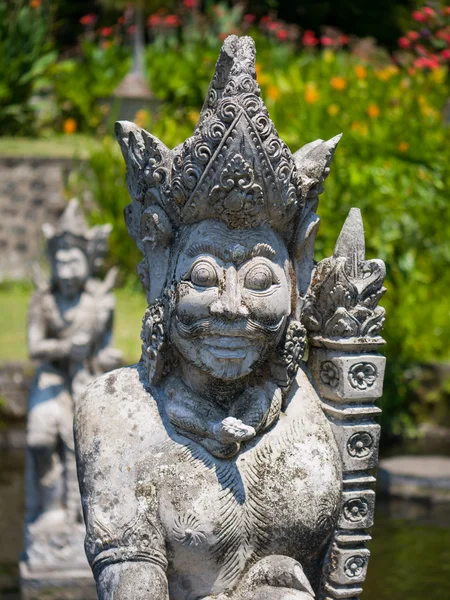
(27, 293), (71, 361)
(74, 374), (168, 599)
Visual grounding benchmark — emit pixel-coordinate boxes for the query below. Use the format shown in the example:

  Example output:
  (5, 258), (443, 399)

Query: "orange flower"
(351, 122), (368, 136)
(398, 141), (409, 152)
(267, 85), (280, 101)
(354, 65), (367, 80)
(187, 110), (200, 125)
(63, 118), (77, 135)
(367, 103), (380, 119)
(255, 63), (269, 85)
(304, 82), (319, 104)
(330, 76), (347, 91)
(30, 0), (41, 7)
(134, 109), (150, 128)
(327, 104), (339, 116)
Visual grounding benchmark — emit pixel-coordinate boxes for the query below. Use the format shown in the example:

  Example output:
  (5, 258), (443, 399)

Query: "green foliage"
(0, 0), (57, 135)
(52, 38), (131, 133)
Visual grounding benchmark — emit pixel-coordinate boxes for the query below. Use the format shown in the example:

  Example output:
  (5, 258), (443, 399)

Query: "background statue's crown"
(42, 198), (112, 271)
(116, 36), (341, 249)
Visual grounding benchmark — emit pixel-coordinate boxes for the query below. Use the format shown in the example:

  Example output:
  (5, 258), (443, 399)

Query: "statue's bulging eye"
(190, 261), (218, 287)
(244, 264), (274, 291)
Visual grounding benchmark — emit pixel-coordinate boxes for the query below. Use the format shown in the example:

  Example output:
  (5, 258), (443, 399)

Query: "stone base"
(379, 455), (450, 503)
(19, 561), (97, 600)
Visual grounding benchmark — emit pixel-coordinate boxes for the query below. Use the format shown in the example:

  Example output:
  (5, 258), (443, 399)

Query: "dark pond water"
(1, 449), (449, 599)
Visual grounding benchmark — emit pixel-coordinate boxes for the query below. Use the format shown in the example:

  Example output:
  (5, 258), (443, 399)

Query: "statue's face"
(169, 220), (292, 381)
(54, 247), (89, 299)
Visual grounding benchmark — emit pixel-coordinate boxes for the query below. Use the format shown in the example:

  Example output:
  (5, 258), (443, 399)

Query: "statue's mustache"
(174, 315), (285, 339)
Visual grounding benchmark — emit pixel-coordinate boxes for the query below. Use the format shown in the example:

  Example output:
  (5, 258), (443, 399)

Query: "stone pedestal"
(19, 561), (96, 600)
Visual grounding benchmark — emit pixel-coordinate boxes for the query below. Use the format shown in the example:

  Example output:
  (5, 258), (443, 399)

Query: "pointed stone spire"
(333, 207), (365, 279)
(58, 198), (88, 237)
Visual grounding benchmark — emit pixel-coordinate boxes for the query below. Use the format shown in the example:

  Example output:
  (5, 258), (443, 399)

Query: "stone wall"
(0, 158), (71, 280)
(0, 361), (34, 449)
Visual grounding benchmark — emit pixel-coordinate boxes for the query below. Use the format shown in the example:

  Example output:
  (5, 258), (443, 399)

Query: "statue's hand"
(70, 332), (91, 363)
(213, 417), (256, 443)
(235, 555), (315, 600)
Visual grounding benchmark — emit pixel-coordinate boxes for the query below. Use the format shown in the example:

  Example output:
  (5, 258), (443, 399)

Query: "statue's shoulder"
(75, 363), (166, 458)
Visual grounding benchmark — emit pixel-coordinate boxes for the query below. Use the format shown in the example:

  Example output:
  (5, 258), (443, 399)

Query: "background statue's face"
(54, 247), (89, 299)
(169, 220), (292, 381)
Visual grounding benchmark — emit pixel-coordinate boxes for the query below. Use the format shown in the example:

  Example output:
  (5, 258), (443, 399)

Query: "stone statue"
(75, 36), (386, 600)
(21, 199), (122, 597)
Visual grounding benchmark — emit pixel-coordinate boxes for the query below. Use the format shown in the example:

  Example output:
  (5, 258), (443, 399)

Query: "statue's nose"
(210, 267), (249, 320)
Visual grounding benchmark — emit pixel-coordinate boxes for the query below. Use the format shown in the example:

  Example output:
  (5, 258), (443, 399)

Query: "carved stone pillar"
(305, 208), (386, 599)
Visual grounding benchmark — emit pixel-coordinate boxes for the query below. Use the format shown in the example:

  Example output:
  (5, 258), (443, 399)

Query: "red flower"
(436, 28), (450, 43)
(407, 30), (420, 41)
(320, 35), (334, 46)
(244, 14), (256, 24)
(127, 25), (137, 35)
(398, 36), (410, 49)
(441, 7), (450, 16)
(261, 16), (270, 25)
(441, 49), (450, 60)
(118, 16), (125, 25)
(80, 13), (97, 26)
(183, 0), (198, 8)
(99, 27), (113, 37)
(414, 56), (440, 69)
(340, 34), (349, 45)
(268, 21), (279, 32)
(303, 30), (318, 47)
(277, 29), (289, 41)
(164, 14), (180, 27)
(412, 10), (426, 22)
(422, 7), (435, 17)
(147, 14), (161, 27)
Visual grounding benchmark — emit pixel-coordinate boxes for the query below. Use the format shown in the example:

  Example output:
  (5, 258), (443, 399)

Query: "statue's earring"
(141, 300), (167, 384)
(270, 319), (307, 390)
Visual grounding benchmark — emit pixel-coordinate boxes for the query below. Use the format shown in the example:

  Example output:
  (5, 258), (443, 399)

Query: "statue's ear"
(116, 122), (174, 303)
(115, 120), (171, 206)
(139, 205), (173, 304)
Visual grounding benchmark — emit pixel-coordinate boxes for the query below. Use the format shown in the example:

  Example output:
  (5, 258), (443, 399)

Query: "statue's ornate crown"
(42, 198), (111, 271)
(116, 35), (341, 247)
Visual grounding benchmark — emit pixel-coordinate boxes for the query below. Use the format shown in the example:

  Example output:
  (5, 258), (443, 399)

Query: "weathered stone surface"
(379, 455), (450, 503)
(22, 199), (122, 598)
(74, 35), (386, 600)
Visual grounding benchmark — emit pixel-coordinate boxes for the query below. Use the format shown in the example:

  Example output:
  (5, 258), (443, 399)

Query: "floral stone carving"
(21, 199), (121, 598)
(74, 35), (385, 600)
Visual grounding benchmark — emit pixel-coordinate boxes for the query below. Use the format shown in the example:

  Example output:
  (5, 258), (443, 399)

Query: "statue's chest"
(45, 294), (96, 338)
(145, 415), (341, 592)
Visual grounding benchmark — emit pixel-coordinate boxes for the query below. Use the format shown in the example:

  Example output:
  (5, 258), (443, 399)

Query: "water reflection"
(0, 450), (449, 599)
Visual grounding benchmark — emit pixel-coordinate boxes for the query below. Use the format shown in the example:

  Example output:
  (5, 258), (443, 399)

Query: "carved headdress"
(42, 198), (112, 273)
(116, 35), (341, 306)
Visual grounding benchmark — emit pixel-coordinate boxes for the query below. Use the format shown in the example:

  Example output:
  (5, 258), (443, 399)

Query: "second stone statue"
(75, 35), (386, 600)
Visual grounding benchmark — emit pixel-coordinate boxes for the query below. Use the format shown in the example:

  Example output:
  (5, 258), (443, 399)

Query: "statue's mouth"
(201, 335), (253, 359)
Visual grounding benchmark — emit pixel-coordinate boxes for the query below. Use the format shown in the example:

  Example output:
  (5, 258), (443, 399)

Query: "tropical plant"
(0, 0), (57, 135)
